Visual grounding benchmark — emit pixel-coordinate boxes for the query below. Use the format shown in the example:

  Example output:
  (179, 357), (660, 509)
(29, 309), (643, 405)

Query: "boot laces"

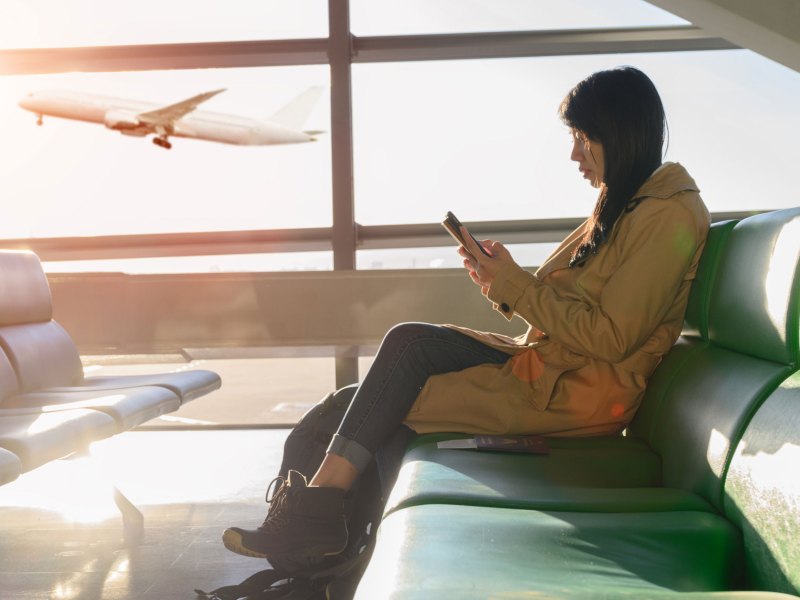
(258, 476), (290, 532)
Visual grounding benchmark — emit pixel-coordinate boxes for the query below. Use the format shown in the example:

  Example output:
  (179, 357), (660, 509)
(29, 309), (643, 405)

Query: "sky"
(0, 0), (798, 272)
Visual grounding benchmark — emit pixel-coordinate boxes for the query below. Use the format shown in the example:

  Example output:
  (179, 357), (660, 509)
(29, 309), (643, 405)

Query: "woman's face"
(570, 130), (605, 188)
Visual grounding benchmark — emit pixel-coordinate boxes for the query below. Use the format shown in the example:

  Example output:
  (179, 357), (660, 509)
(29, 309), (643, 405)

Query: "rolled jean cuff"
(328, 433), (373, 473)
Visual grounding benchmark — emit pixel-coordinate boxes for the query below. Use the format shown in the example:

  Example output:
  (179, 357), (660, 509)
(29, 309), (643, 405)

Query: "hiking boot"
(222, 470), (348, 566)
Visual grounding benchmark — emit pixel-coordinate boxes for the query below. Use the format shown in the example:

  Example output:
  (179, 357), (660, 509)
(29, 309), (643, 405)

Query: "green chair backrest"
(633, 208), (800, 510)
(723, 371), (800, 594)
(629, 219), (737, 442)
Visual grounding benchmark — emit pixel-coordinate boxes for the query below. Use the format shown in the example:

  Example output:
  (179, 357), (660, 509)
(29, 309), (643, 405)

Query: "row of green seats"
(356, 208), (800, 599)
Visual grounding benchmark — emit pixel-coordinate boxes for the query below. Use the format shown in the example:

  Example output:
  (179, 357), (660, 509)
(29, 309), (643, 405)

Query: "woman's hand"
(458, 226), (519, 291)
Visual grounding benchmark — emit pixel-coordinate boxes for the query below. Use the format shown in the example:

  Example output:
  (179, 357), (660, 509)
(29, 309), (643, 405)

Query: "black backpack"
(195, 384), (401, 600)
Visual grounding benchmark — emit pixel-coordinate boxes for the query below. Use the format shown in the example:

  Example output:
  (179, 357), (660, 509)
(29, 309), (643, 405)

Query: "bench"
(355, 207), (800, 599)
(0, 250), (221, 497)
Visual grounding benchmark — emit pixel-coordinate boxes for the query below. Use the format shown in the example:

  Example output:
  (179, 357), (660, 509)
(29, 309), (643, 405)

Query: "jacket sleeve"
(487, 198), (704, 363)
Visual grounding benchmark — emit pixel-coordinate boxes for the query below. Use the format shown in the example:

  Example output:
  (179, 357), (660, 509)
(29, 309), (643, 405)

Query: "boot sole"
(222, 528), (347, 562)
(222, 529), (269, 559)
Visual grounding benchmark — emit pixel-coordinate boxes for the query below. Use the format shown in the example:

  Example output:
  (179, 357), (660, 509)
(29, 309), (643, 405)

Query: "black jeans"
(328, 322), (511, 473)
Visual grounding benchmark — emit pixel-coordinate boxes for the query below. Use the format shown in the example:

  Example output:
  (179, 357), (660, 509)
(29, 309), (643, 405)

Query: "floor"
(0, 429), (292, 599)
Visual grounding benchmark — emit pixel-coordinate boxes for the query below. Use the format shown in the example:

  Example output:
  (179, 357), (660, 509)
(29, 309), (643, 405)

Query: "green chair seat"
(357, 503), (743, 600)
(388, 432), (668, 514)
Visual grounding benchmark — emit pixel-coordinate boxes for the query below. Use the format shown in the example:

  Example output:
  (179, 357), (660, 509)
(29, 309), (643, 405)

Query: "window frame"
(0, 4), (739, 270)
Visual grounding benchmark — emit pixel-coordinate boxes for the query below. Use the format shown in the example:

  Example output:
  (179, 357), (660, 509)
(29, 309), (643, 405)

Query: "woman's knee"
(381, 322), (441, 348)
(330, 383), (359, 405)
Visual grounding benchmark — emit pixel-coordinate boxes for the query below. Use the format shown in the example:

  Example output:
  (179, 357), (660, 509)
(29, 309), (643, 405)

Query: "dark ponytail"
(559, 66), (667, 267)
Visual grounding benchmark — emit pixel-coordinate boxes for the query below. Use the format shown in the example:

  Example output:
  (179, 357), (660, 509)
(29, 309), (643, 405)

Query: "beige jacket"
(404, 162), (710, 437)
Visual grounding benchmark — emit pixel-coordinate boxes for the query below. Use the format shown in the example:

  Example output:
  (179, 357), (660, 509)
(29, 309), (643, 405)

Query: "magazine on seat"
(437, 435), (549, 455)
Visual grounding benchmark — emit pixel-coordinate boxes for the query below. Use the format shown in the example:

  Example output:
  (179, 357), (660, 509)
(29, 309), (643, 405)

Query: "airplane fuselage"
(19, 91), (315, 146)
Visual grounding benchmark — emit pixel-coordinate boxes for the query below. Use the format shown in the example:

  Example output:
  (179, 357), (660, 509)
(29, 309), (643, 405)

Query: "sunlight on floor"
(0, 429), (290, 599)
(0, 429), (289, 520)
(0, 452), (118, 523)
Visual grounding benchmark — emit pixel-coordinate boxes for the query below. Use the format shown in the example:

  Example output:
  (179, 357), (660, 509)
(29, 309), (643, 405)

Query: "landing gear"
(153, 136), (172, 149)
(36, 114), (43, 126)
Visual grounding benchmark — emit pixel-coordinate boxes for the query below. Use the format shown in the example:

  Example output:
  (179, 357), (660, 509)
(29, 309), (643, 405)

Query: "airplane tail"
(267, 86), (324, 130)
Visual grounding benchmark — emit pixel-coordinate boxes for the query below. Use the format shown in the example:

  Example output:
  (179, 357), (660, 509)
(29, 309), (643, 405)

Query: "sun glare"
(49, 552), (131, 600)
(707, 428), (730, 477)
(764, 218), (800, 339)
(0, 451), (118, 523)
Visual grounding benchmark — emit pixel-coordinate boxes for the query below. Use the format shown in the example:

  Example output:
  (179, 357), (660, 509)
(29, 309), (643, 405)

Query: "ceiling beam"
(646, 0), (800, 72)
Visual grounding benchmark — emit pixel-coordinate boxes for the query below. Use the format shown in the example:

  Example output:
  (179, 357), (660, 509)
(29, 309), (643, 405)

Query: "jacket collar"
(535, 222), (587, 279)
(535, 162), (698, 279)
(632, 162), (699, 200)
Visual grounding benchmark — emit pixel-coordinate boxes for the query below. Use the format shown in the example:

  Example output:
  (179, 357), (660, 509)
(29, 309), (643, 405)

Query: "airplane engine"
(104, 109), (142, 131)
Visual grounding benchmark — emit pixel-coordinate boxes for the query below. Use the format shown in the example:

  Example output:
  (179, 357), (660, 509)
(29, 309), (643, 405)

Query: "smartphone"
(441, 211), (492, 257)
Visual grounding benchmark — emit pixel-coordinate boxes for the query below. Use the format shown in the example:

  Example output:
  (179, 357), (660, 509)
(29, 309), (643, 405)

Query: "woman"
(222, 66), (710, 565)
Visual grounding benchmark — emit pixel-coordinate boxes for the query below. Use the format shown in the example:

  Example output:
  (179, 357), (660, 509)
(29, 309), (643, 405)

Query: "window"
(0, 0), (327, 49)
(2, 67), (330, 240)
(353, 50), (800, 230)
(3, 1), (797, 426)
(356, 244), (559, 270)
(351, 0), (687, 35)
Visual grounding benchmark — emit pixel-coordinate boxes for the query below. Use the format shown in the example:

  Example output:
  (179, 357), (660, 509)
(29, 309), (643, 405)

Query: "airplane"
(18, 87), (325, 149)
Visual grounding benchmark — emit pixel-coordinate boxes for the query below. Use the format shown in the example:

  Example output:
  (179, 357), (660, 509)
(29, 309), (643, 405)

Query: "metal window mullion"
(0, 27), (737, 76)
(0, 38), (329, 75)
(3, 211), (755, 261)
(328, 0), (356, 273)
(328, 0), (359, 387)
(352, 26), (738, 63)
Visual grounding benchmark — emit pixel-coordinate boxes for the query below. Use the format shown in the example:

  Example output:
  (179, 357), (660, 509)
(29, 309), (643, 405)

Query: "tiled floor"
(0, 429), (291, 599)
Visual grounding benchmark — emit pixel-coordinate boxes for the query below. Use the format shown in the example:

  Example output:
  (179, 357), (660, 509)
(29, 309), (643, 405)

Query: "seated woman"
(222, 66), (710, 566)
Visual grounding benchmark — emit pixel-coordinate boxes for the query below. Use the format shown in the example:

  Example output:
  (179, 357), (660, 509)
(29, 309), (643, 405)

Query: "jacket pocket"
(406, 363), (523, 434)
(510, 343), (588, 411)
(405, 343), (588, 434)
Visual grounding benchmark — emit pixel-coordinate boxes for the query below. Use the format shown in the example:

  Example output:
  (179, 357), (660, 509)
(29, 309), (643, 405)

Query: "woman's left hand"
(458, 226), (519, 291)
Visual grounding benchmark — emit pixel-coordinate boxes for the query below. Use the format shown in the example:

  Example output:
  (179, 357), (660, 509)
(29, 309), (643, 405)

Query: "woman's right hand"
(459, 228), (518, 293)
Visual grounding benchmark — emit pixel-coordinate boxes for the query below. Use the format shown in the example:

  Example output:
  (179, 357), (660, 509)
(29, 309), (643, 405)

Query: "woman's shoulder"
(629, 163), (710, 230)
(634, 162), (699, 201)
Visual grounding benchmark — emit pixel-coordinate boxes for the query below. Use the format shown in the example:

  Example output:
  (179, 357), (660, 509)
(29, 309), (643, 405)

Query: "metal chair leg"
(113, 487), (144, 546)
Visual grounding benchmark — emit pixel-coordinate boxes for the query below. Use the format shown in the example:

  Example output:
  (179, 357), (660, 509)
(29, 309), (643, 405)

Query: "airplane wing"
(137, 89), (226, 126)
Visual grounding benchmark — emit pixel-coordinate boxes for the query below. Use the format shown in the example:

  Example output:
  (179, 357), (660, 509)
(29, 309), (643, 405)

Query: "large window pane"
(0, 0), (327, 49)
(42, 252), (333, 274)
(356, 243), (558, 270)
(351, 0), (687, 35)
(353, 50), (800, 228)
(1, 66), (331, 241)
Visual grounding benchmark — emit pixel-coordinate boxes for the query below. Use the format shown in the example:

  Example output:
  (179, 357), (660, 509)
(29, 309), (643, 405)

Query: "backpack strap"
(194, 568), (289, 600)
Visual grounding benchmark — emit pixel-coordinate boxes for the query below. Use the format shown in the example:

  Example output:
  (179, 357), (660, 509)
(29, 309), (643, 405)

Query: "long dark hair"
(559, 66), (667, 267)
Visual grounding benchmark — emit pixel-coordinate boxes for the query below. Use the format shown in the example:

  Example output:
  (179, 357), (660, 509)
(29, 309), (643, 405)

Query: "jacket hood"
(633, 162), (699, 200)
